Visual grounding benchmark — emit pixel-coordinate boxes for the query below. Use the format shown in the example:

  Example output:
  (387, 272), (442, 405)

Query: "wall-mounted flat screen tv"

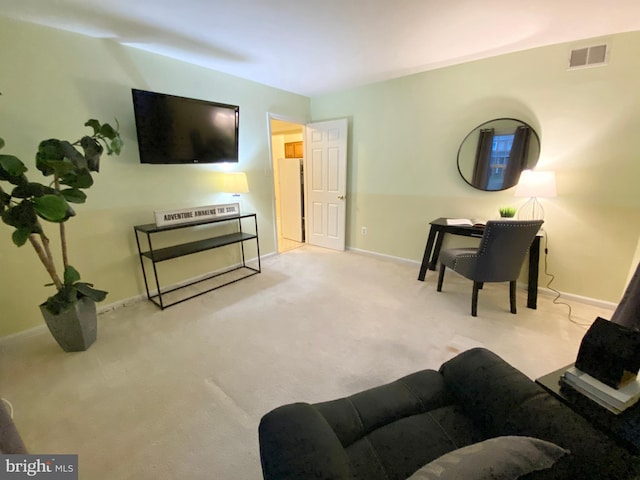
(131, 88), (239, 164)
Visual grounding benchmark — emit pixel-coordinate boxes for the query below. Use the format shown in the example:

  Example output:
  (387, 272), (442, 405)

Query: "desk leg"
(418, 226), (437, 281)
(430, 232), (445, 271)
(527, 236), (540, 309)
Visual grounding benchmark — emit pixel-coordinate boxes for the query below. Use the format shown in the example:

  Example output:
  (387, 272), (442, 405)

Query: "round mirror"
(457, 118), (540, 191)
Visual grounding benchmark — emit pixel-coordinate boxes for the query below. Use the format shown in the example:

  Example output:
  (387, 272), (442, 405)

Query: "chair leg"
(472, 281), (480, 317)
(437, 264), (446, 292)
(478, 282), (484, 290)
(510, 281), (517, 314)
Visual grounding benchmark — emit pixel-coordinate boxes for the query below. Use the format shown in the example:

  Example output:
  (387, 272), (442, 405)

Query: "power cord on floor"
(542, 230), (591, 328)
(1, 397), (14, 418)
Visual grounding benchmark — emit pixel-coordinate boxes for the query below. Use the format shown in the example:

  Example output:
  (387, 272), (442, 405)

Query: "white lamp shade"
(514, 170), (557, 198)
(222, 172), (249, 194)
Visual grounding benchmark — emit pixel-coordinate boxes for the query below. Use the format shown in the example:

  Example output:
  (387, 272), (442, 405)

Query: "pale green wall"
(311, 32), (640, 303)
(0, 16), (309, 336)
(2, 15), (638, 338)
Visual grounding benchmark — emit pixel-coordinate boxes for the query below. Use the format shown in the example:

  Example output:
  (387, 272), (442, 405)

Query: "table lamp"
(222, 172), (249, 197)
(514, 170), (556, 220)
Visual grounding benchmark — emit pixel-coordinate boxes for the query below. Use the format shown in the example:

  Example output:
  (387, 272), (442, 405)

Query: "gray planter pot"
(40, 297), (97, 352)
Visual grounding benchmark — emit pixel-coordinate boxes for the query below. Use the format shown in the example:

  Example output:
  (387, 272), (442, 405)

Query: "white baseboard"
(0, 294), (147, 345)
(347, 246), (421, 266)
(534, 286), (616, 311)
(0, 324), (47, 345)
(1, 254), (270, 343)
(347, 246), (617, 311)
(1, 249), (614, 343)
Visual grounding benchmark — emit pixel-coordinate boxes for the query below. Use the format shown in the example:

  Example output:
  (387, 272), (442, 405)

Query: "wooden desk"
(417, 217), (541, 309)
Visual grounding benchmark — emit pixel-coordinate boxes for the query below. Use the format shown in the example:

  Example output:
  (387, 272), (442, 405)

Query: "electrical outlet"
(361, 227), (367, 236)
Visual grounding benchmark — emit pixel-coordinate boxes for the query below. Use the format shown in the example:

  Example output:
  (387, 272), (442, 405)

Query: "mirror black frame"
(457, 118), (540, 191)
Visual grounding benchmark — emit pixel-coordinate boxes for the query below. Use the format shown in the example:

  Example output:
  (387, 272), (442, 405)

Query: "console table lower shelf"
(134, 213), (261, 309)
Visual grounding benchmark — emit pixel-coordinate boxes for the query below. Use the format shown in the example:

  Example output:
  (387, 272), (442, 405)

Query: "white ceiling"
(2, 0), (640, 96)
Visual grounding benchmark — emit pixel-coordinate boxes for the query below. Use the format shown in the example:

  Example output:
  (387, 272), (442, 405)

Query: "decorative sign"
(154, 203), (240, 227)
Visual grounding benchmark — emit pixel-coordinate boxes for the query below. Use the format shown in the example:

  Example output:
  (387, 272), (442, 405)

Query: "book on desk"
(561, 366), (640, 414)
(445, 218), (486, 228)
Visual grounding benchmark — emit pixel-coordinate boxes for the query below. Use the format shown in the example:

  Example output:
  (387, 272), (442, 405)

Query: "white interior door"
(278, 157), (303, 242)
(305, 118), (348, 251)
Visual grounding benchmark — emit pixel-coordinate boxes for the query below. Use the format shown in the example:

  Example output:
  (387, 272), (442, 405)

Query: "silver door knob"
(338, 195), (345, 200)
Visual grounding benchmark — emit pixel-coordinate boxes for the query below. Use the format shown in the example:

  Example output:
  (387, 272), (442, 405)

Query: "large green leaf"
(63, 265), (81, 285)
(60, 168), (93, 189)
(62, 204), (76, 221)
(0, 168), (28, 186)
(37, 157), (76, 179)
(84, 119), (101, 136)
(60, 187), (87, 203)
(12, 227), (31, 247)
(0, 186), (10, 208)
(0, 154), (27, 176)
(36, 139), (65, 176)
(11, 182), (55, 199)
(43, 281), (107, 315)
(33, 194), (68, 222)
(60, 140), (88, 170)
(75, 282), (107, 302)
(37, 139), (64, 159)
(80, 136), (103, 172)
(1, 201), (37, 229)
(109, 136), (123, 155)
(84, 118), (122, 155)
(43, 286), (78, 315)
(0, 155), (29, 187)
(100, 123), (117, 139)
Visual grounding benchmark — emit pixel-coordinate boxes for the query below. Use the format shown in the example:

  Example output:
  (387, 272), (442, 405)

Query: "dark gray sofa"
(259, 348), (637, 479)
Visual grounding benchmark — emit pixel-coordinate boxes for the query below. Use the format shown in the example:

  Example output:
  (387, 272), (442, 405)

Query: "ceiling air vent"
(569, 44), (608, 69)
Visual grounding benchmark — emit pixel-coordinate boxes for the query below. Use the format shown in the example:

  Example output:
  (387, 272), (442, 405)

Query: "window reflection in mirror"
(457, 118), (540, 191)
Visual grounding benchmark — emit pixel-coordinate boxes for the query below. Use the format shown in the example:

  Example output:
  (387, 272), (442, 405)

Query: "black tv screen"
(131, 88), (239, 164)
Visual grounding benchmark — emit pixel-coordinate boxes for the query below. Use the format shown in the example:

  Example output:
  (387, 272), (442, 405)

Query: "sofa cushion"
(313, 369), (484, 480)
(345, 405), (485, 480)
(407, 436), (569, 480)
(315, 369), (453, 448)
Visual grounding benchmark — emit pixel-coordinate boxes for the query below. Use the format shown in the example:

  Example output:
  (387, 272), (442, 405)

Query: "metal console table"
(134, 213), (260, 309)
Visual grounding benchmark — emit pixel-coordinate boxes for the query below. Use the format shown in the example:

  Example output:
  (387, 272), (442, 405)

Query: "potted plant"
(0, 118), (123, 351)
(499, 206), (517, 218)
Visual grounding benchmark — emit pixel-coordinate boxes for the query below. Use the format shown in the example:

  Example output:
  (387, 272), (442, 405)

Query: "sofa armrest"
(439, 347), (542, 436)
(440, 348), (637, 479)
(259, 402), (354, 480)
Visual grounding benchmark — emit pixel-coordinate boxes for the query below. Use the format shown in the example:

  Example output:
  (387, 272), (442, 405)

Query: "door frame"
(267, 112), (308, 253)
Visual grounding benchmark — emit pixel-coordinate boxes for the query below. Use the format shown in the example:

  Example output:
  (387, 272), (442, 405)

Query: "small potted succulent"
(499, 206), (517, 218)
(0, 118), (123, 351)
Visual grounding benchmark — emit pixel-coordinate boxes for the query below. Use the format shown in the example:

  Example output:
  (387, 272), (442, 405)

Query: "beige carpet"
(0, 246), (614, 479)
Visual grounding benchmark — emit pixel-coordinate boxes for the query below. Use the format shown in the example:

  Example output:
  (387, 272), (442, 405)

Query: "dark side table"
(536, 364), (640, 454)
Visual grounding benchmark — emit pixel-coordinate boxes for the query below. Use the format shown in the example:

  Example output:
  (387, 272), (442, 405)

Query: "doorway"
(269, 117), (306, 253)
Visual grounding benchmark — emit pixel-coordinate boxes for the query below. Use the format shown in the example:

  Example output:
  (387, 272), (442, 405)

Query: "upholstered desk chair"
(436, 220), (543, 316)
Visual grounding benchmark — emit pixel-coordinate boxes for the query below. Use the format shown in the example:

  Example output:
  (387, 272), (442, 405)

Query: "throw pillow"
(407, 436), (569, 480)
